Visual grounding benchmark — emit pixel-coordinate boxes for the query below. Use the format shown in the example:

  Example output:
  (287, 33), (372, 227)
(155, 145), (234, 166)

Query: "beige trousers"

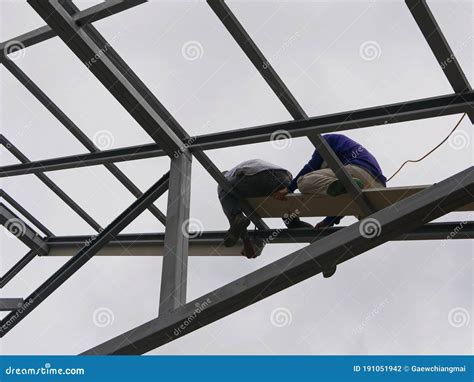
(297, 164), (384, 195)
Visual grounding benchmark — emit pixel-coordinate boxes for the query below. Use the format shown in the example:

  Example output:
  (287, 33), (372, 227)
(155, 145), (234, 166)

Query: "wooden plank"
(248, 186), (474, 217)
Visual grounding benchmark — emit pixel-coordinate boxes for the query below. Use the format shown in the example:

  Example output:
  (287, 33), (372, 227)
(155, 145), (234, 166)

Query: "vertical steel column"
(159, 153), (192, 315)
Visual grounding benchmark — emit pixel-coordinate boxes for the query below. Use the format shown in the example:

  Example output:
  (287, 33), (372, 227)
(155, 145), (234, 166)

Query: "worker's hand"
(273, 187), (289, 200)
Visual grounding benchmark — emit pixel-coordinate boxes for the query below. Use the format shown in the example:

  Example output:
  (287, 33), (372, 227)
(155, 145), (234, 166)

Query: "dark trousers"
(218, 170), (291, 224)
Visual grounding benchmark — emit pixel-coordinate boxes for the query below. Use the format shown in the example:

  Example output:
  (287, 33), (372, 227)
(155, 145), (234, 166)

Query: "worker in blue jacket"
(273, 134), (387, 229)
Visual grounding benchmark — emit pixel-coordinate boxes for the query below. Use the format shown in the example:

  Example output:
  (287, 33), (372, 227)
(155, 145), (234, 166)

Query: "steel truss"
(0, 0), (472, 354)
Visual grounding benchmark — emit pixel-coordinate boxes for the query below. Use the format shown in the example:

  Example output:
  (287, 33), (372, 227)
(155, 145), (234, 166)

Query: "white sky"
(0, 0), (472, 355)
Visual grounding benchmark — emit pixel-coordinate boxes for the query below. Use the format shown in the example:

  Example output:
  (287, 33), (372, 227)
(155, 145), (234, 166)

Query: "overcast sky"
(1, 0), (472, 355)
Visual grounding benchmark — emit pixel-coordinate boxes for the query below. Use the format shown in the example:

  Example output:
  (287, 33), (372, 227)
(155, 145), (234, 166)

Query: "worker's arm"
(288, 150), (324, 192)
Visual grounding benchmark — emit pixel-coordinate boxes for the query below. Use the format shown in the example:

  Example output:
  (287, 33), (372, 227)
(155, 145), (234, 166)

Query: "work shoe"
(327, 178), (364, 197)
(322, 264), (337, 278)
(224, 215), (250, 247)
(315, 220), (333, 229)
(286, 218), (313, 229)
(241, 237), (257, 259)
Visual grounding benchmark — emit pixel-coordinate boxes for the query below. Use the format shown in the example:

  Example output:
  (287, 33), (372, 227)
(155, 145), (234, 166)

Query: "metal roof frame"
(0, 0), (472, 354)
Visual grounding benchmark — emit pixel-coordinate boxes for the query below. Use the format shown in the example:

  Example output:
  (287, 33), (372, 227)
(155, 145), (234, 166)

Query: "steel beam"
(0, 171), (169, 337)
(83, 166), (474, 354)
(159, 153), (192, 315)
(0, 250), (37, 289)
(208, 0), (373, 217)
(0, 203), (48, 255)
(0, 135), (102, 232)
(0, 189), (53, 237)
(41, 221), (474, 257)
(0, 0), (146, 54)
(406, 0), (474, 123)
(1, 55), (167, 225)
(2, 91), (471, 177)
(0, 299), (24, 312)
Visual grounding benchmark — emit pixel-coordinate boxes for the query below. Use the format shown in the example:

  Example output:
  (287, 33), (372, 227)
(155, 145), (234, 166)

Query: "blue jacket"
(289, 134), (386, 226)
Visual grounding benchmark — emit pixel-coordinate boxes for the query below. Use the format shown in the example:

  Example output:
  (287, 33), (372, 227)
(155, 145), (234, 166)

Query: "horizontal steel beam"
(0, 0), (146, 53)
(83, 166), (474, 354)
(1, 91), (471, 177)
(0, 171), (169, 338)
(0, 203), (48, 254)
(42, 221), (474, 257)
(406, 0), (474, 122)
(0, 299), (24, 312)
